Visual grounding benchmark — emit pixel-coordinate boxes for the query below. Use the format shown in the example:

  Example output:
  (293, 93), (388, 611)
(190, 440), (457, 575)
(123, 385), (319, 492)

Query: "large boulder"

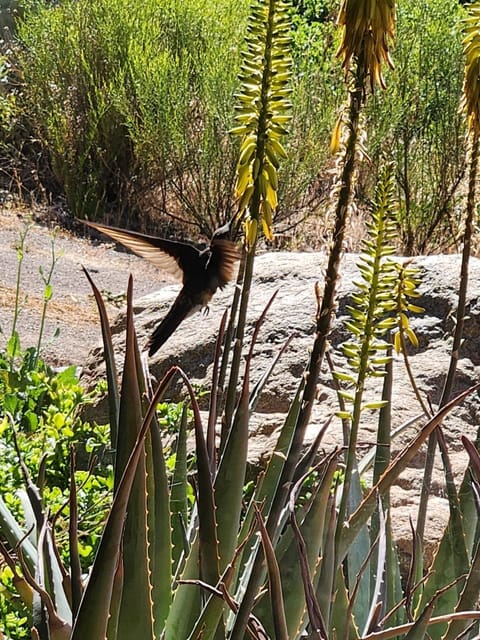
(82, 252), (480, 566)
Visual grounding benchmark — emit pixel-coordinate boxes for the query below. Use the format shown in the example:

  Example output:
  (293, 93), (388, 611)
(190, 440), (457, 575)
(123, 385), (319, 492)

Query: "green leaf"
(278, 454), (338, 637)
(361, 400), (389, 411)
(165, 537), (202, 640)
(255, 506), (289, 640)
(214, 372), (251, 564)
(82, 267), (119, 451)
(170, 406), (189, 569)
(7, 332), (21, 359)
(72, 280), (175, 640)
(0, 495), (37, 575)
(43, 283), (53, 302)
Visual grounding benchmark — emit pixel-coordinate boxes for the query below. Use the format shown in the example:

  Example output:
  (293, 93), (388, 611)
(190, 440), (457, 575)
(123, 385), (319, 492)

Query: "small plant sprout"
(7, 221), (33, 367)
(35, 227), (63, 367)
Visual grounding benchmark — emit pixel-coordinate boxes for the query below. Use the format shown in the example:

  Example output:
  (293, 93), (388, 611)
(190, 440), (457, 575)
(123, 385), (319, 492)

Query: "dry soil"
(0, 206), (168, 367)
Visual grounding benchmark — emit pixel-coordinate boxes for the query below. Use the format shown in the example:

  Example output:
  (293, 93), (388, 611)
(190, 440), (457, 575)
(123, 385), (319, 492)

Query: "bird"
(82, 220), (240, 356)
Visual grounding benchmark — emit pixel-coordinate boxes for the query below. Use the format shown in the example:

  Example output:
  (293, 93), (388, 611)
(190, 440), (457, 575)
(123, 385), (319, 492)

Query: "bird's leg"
(202, 305), (210, 317)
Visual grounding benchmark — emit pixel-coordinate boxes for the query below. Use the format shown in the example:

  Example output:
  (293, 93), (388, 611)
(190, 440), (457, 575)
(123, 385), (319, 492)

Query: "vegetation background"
(0, 0), (467, 252)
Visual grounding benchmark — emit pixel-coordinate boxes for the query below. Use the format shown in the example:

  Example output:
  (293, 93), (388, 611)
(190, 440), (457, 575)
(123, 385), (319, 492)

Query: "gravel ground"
(0, 206), (168, 367)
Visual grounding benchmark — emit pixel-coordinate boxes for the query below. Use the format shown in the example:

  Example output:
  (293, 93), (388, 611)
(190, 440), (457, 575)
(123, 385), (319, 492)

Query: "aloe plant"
(3, 2), (480, 639)
(224, 0), (293, 433)
(415, 0), (480, 583)
(3, 264), (480, 640)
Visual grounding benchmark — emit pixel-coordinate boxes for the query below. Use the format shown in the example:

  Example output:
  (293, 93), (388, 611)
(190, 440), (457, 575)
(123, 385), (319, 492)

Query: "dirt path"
(0, 206), (168, 367)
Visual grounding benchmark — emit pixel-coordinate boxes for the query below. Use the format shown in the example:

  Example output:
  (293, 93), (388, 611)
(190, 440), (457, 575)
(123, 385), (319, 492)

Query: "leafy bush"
(0, 47), (23, 178)
(13, 0), (343, 236)
(278, 0), (343, 233)
(365, 0), (466, 253)
(0, 53), (16, 130)
(12, 0), (246, 230)
(0, 355), (103, 483)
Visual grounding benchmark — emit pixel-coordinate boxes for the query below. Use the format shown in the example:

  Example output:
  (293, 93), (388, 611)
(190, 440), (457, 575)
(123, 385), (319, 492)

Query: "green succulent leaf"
(361, 400), (389, 411)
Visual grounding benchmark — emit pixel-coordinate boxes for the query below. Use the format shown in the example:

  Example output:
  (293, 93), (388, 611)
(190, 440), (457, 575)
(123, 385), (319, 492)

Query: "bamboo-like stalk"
(230, 52), (368, 640)
(416, 2), (480, 548)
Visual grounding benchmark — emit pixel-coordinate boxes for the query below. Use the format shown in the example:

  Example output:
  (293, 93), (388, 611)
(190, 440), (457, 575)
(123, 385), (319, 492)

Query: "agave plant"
(2, 190), (480, 639)
(2, 1), (480, 639)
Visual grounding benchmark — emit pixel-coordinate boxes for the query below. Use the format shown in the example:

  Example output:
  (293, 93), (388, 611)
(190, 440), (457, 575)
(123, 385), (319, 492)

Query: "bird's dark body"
(83, 221), (239, 355)
(146, 241), (233, 354)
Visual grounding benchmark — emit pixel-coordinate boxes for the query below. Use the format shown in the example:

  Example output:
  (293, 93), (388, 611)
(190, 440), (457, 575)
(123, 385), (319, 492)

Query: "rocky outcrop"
(82, 252), (480, 565)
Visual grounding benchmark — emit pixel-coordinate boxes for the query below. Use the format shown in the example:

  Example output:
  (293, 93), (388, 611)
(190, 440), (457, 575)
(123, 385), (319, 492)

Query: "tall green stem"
(34, 231), (59, 368)
(416, 132), (479, 554)
(223, 244), (256, 434)
(230, 53), (367, 640)
(8, 224), (31, 369)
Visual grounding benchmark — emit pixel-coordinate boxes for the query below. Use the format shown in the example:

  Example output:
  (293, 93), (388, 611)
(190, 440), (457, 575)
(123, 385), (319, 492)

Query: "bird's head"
(211, 221), (232, 241)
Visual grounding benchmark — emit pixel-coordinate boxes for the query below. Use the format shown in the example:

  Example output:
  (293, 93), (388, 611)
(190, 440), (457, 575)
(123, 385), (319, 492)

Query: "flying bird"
(83, 220), (240, 356)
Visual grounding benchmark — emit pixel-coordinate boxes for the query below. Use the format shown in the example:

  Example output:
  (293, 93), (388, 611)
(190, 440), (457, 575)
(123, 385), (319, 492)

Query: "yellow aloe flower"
(337, 0), (395, 90)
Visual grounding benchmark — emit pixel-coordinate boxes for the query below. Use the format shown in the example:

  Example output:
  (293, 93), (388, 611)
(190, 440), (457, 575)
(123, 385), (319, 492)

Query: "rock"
(81, 252), (480, 566)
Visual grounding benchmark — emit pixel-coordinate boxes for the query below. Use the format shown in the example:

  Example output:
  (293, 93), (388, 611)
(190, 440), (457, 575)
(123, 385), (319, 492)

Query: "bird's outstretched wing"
(209, 238), (241, 288)
(82, 219), (241, 356)
(82, 220), (200, 282)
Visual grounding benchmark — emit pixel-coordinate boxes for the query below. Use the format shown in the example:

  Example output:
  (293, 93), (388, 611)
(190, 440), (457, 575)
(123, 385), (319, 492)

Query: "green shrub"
(275, 0), (343, 234)
(365, 0), (466, 253)
(13, 0), (247, 230)
(0, 54), (16, 129)
(0, 345), (112, 634)
(11, 0), (343, 237)
(16, 0), (139, 218)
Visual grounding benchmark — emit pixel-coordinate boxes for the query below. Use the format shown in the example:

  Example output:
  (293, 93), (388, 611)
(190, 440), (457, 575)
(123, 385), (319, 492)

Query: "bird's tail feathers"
(147, 293), (197, 356)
